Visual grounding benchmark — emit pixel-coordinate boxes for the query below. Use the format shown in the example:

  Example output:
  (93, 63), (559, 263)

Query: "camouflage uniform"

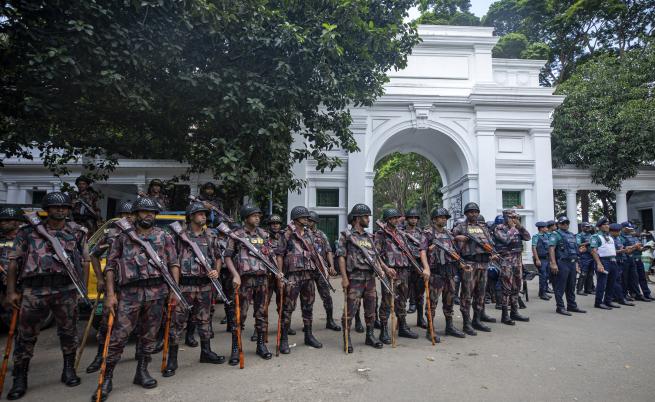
(374, 228), (411, 325)
(148, 193), (171, 211)
(10, 220), (88, 364)
(424, 226), (458, 321)
(0, 230), (18, 324)
(104, 226), (178, 365)
(405, 225), (426, 323)
(264, 229), (283, 333)
(89, 226), (121, 344)
(71, 188), (101, 232)
(493, 223), (530, 309)
(309, 227), (334, 312)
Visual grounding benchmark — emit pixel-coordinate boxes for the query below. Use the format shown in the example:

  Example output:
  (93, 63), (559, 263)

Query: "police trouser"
(577, 255), (595, 293)
(554, 258), (578, 310)
(537, 257), (549, 295)
(595, 257), (618, 306)
(634, 259), (652, 297)
(613, 261), (626, 303)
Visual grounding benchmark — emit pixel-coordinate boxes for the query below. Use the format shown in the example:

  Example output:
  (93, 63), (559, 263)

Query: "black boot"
(162, 344), (178, 377)
(7, 359), (29, 400)
(228, 332), (240, 364)
(397, 317), (419, 339)
(365, 326), (383, 348)
(153, 333), (164, 354)
(445, 317), (465, 338)
(576, 272), (586, 295)
(200, 339), (225, 364)
(495, 290), (502, 310)
(303, 323), (323, 349)
(250, 329), (257, 342)
(379, 323), (391, 344)
(255, 332), (272, 359)
(518, 297), (527, 309)
(462, 313), (477, 336)
(185, 322), (199, 347)
(325, 307), (342, 331)
(511, 303), (530, 322)
(133, 354), (157, 389)
(91, 362), (114, 402)
(480, 306), (497, 323)
(86, 341), (105, 374)
(61, 352), (81, 387)
(279, 326), (290, 354)
(501, 306), (515, 325)
(425, 318), (441, 343)
(416, 301), (427, 329)
(343, 329), (354, 353)
(407, 302), (417, 314)
(472, 311), (491, 332)
(354, 310), (365, 333)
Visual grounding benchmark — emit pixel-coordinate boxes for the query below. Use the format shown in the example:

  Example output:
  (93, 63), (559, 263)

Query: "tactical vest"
(18, 222), (84, 278)
(453, 221), (490, 256)
(343, 230), (376, 273)
(283, 229), (314, 273)
(376, 229), (410, 267)
(555, 229), (578, 260)
(596, 233), (616, 258)
(178, 229), (216, 277)
(535, 234), (549, 258)
(404, 227), (424, 258)
(233, 227), (269, 275)
(426, 227), (456, 267)
(114, 227), (169, 285)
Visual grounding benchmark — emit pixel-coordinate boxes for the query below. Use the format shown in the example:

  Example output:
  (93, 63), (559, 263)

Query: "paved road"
(3, 279), (654, 402)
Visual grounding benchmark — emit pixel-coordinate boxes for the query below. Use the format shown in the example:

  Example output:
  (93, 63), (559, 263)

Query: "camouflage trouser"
(233, 275), (268, 333)
(282, 271), (315, 327)
(379, 266), (410, 323)
(14, 290), (79, 363)
(408, 266), (425, 306)
(264, 273), (282, 333)
(342, 271), (376, 328)
(221, 270), (236, 331)
(500, 254), (522, 307)
(170, 285), (213, 344)
(460, 261), (488, 315)
(427, 264), (457, 320)
(106, 292), (165, 365)
(313, 271), (334, 311)
(96, 294), (110, 342)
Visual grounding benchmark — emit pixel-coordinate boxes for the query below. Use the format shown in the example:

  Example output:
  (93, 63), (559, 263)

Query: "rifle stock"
(188, 195), (234, 224)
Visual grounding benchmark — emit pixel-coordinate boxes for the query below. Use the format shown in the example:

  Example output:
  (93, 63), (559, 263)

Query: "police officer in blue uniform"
(589, 217), (620, 310)
(531, 222), (551, 300)
(548, 216), (586, 316)
(620, 222), (654, 302)
(610, 224), (635, 306)
(575, 222), (595, 296)
(545, 220), (557, 293)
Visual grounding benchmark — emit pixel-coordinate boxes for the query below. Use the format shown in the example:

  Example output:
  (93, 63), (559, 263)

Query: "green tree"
(415, 0), (480, 26)
(0, 0), (419, 209)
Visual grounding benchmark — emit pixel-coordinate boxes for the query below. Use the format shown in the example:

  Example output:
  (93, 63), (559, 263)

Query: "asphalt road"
(3, 279), (654, 402)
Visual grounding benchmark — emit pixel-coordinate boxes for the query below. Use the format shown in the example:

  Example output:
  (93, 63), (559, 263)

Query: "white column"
(476, 129), (496, 220)
(616, 190), (628, 223)
(565, 189), (578, 233)
(532, 129), (555, 223)
(5, 182), (19, 203)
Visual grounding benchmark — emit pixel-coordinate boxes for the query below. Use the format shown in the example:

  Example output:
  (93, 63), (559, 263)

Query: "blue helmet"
(494, 215), (505, 225)
(487, 264), (500, 280)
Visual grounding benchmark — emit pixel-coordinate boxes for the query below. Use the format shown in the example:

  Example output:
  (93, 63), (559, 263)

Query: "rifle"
(95, 312), (113, 402)
(169, 222), (230, 304)
(288, 222), (335, 292)
(161, 299), (174, 373)
(24, 212), (91, 305)
(76, 196), (100, 220)
(216, 223), (289, 285)
(188, 195), (234, 224)
(375, 220), (424, 275)
(342, 229), (393, 294)
(425, 229), (472, 272)
(463, 233), (508, 264)
(0, 308), (18, 398)
(235, 285), (244, 369)
(114, 218), (190, 311)
(343, 287), (349, 354)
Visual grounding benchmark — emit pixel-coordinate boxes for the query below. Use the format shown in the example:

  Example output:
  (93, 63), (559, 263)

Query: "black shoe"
(185, 322), (199, 347)
(397, 318), (419, 339)
(133, 355), (157, 389)
(379, 323), (391, 344)
(606, 302), (620, 308)
(162, 344), (178, 377)
(303, 323), (323, 349)
(462, 313), (477, 336)
(256, 332), (272, 360)
(250, 330), (257, 342)
(635, 294), (651, 302)
(61, 353), (81, 387)
(343, 330), (354, 353)
(416, 302), (427, 329)
(626, 295), (635, 301)
(556, 308), (572, 316)
(7, 359), (29, 400)
(365, 326), (383, 349)
(200, 339), (225, 364)
(567, 307), (587, 313)
(325, 308), (342, 332)
(594, 303), (612, 310)
(501, 307), (515, 325)
(518, 298), (527, 309)
(287, 327), (297, 336)
(480, 309), (497, 323)
(445, 317), (465, 338)
(407, 303), (417, 314)
(539, 295), (550, 301)
(229, 332), (241, 364)
(618, 300), (635, 306)
(577, 290), (588, 296)
(86, 342), (105, 374)
(510, 307), (530, 322)
(91, 362), (114, 402)
(645, 295), (655, 301)
(472, 312), (491, 332)
(354, 312), (365, 333)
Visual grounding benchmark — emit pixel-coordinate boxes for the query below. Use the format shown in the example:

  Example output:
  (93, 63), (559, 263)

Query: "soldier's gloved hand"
(207, 269), (219, 280)
(232, 274), (241, 288)
(106, 293), (118, 316)
(341, 276), (349, 290)
(5, 291), (21, 310)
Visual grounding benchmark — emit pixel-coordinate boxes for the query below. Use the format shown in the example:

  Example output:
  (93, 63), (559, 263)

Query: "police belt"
(121, 277), (165, 288)
(557, 257), (577, 263)
(22, 274), (72, 288)
(180, 276), (211, 286)
(463, 254), (490, 263)
(538, 254), (549, 259)
(600, 256), (617, 263)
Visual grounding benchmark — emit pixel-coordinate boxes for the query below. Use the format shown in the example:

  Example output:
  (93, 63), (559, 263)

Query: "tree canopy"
(415, 0), (480, 26)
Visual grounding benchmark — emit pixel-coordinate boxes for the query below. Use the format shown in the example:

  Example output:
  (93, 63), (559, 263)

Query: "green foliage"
(416, 0), (480, 26)
(492, 32), (528, 58)
(552, 46), (655, 190)
(0, 0), (419, 209)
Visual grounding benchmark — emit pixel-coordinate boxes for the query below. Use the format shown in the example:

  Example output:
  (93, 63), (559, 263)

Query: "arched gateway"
(288, 25), (565, 237)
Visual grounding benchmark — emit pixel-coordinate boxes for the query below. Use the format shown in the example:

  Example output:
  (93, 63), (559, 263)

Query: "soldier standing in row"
(72, 175), (102, 233)
(5, 193), (88, 400)
(95, 197), (180, 401)
(403, 208), (428, 330)
(197, 182), (222, 228)
(0, 208), (24, 314)
(338, 204), (387, 352)
(261, 214), (284, 340)
(620, 222), (654, 301)
(307, 211), (340, 332)
(140, 179), (171, 211)
(224, 205), (275, 362)
(276, 206), (322, 354)
(163, 202), (224, 377)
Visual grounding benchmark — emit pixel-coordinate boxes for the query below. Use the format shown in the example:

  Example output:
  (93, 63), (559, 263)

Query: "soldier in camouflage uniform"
(261, 214), (285, 339)
(451, 202), (495, 336)
(95, 197), (180, 401)
(276, 206), (323, 353)
(71, 175), (102, 233)
(338, 204), (389, 352)
(423, 208), (466, 341)
(85, 200), (133, 374)
(0, 208), (25, 329)
(224, 205), (279, 362)
(403, 208), (427, 329)
(163, 202), (224, 377)
(493, 209), (531, 325)
(5, 192), (89, 400)
(197, 182), (224, 228)
(307, 211), (340, 331)
(140, 179), (171, 211)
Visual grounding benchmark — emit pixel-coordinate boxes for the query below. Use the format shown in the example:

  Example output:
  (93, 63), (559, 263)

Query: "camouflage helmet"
(75, 175), (93, 185)
(290, 206), (311, 220)
(308, 211), (320, 223)
(201, 182), (216, 191)
(187, 201), (210, 217)
(240, 205), (262, 220)
(117, 200), (133, 215)
(463, 202), (480, 213)
(404, 208), (420, 218)
(42, 192), (73, 209)
(350, 203), (371, 217)
(477, 214), (486, 223)
(148, 179), (163, 189)
(0, 207), (24, 221)
(131, 197), (160, 213)
(382, 208), (402, 221)
(430, 207), (451, 219)
(268, 214), (282, 224)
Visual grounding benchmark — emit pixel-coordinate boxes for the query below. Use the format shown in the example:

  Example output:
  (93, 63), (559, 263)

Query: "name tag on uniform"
(358, 240), (372, 248)
(468, 227), (483, 234)
(0, 241), (14, 247)
(250, 238), (264, 245)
